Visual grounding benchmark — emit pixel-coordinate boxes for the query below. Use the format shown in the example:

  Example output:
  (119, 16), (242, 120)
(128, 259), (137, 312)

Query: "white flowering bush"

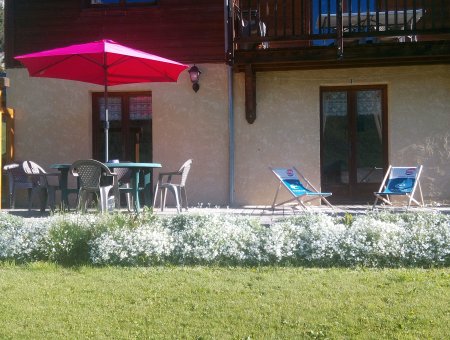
(0, 210), (449, 267)
(339, 216), (407, 267)
(0, 213), (49, 262)
(263, 214), (346, 266)
(90, 221), (174, 266)
(367, 211), (450, 266)
(166, 214), (265, 265)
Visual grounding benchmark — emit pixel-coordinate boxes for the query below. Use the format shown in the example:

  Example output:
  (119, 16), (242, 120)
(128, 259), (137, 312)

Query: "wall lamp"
(188, 65), (201, 92)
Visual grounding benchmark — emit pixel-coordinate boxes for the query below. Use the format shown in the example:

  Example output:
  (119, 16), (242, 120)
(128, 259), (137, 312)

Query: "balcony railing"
(231, 0), (450, 53)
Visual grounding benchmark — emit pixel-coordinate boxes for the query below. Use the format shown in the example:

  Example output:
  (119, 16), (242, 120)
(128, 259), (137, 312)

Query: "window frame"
(86, 0), (158, 8)
(92, 91), (153, 162)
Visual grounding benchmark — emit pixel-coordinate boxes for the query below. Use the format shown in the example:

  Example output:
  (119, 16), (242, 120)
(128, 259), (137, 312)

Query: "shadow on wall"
(397, 133), (450, 201)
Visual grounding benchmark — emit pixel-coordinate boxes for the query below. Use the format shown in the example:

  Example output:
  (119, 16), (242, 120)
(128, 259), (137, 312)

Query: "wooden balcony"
(229, 0), (450, 72)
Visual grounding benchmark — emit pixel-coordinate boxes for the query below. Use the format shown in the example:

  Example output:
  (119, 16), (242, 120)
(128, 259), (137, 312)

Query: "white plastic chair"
(70, 159), (118, 214)
(153, 159), (192, 213)
(270, 167), (333, 210)
(373, 165), (424, 210)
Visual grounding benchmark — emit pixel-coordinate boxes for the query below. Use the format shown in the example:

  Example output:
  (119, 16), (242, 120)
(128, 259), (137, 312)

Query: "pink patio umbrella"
(15, 39), (188, 162)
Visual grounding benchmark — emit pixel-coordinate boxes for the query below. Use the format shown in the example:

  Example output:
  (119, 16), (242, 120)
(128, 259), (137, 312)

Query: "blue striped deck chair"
(373, 165), (424, 210)
(270, 167), (333, 210)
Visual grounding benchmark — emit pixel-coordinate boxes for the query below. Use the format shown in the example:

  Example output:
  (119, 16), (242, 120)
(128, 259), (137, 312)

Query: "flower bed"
(0, 210), (449, 267)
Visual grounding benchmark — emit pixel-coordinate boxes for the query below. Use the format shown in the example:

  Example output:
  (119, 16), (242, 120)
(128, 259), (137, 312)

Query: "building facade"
(4, 0), (450, 207)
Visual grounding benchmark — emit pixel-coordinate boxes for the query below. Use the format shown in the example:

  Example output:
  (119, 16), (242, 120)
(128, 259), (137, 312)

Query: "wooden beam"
(233, 41), (450, 72)
(244, 65), (256, 124)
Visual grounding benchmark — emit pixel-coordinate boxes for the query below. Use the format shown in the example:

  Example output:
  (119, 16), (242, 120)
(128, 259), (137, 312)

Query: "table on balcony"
(50, 162), (162, 213)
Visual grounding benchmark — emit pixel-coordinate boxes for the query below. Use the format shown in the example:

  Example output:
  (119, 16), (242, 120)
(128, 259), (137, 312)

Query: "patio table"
(50, 162), (162, 212)
(50, 164), (78, 210)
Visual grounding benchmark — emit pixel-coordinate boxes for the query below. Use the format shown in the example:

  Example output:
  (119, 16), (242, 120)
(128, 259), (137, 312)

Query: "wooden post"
(0, 77), (11, 209)
(0, 92), (2, 209)
(245, 64), (256, 124)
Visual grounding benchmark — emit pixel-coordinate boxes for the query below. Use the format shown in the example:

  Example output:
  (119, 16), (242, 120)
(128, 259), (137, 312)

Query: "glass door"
(321, 85), (388, 203)
(92, 92), (152, 162)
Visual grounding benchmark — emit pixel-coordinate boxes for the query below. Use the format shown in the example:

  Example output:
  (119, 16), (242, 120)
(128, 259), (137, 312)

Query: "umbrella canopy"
(15, 39), (189, 161)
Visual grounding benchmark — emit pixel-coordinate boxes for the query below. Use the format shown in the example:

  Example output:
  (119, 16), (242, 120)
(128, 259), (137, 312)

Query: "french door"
(92, 92), (152, 162)
(320, 85), (388, 203)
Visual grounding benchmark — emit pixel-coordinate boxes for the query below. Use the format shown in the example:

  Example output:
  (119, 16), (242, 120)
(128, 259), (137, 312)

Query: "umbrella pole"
(103, 52), (109, 162)
(104, 83), (109, 163)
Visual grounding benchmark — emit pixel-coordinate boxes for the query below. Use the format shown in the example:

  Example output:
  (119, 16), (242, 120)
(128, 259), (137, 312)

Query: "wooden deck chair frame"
(270, 167), (333, 210)
(373, 165), (424, 210)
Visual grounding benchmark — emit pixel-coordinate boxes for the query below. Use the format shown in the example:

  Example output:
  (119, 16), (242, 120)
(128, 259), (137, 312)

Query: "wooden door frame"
(320, 84), (389, 201)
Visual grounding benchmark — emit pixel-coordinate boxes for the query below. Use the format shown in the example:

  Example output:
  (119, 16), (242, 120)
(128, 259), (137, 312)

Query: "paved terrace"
(3, 203), (450, 225)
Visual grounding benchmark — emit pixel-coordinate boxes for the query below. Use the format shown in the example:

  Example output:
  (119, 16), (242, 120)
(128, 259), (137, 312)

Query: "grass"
(0, 264), (449, 339)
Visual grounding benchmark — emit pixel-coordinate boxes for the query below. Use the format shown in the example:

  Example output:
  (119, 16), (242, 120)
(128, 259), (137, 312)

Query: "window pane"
(322, 91), (349, 185)
(356, 90), (384, 184)
(99, 97), (122, 121)
(130, 96), (152, 120)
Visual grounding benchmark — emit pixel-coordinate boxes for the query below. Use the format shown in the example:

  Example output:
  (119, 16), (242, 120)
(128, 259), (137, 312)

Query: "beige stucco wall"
(5, 63), (229, 208)
(5, 63), (450, 208)
(233, 64), (450, 205)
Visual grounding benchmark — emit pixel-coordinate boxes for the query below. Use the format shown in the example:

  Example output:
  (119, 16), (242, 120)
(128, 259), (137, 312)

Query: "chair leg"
(47, 187), (56, 212)
(418, 182), (424, 206)
(161, 188), (168, 211)
(180, 187), (188, 211)
(162, 188), (168, 212)
(372, 195), (379, 209)
(119, 184), (133, 211)
(116, 183), (134, 212)
(38, 188), (48, 212)
(99, 187), (113, 213)
(162, 185), (181, 213)
(126, 192), (133, 212)
(114, 185), (120, 210)
(79, 190), (94, 213)
(153, 182), (160, 207)
(29, 187), (49, 212)
(321, 196), (334, 209)
(78, 191), (87, 213)
(171, 186), (181, 213)
(28, 188), (34, 211)
(10, 188), (15, 209)
(295, 197), (308, 211)
(124, 184), (133, 212)
(271, 182), (282, 210)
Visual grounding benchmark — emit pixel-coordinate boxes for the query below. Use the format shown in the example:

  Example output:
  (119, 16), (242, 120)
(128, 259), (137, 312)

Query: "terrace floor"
(3, 203), (450, 225)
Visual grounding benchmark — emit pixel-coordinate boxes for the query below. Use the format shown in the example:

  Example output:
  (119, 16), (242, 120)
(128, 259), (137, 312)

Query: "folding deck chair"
(373, 165), (424, 210)
(270, 167), (333, 210)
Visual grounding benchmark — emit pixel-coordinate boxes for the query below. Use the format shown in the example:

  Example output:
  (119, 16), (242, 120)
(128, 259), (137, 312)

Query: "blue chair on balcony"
(270, 167), (333, 210)
(373, 165), (424, 210)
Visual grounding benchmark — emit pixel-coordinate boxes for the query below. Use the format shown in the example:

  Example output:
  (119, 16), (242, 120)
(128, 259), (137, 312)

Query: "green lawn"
(0, 264), (449, 339)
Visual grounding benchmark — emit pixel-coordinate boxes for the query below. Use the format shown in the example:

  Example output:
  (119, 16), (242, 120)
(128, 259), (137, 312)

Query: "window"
(92, 92), (153, 162)
(90, 0), (157, 6)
